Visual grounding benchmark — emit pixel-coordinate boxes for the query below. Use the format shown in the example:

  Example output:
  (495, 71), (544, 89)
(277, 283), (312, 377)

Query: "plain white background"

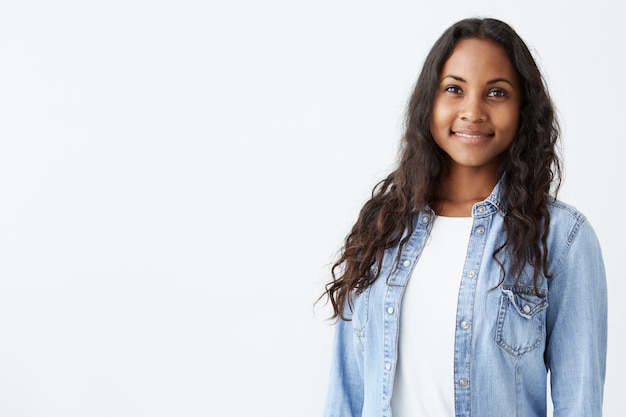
(0, 1), (623, 416)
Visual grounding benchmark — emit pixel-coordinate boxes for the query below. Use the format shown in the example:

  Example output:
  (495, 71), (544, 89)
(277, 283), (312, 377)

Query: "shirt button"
(467, 271), (476, 278)
(385, 363), (392, 371)
(459, 378), (469, 387)
(461, 321), (470, 329)
(402, 260), (411, 267)
(387, 306), (395, 314)
(478, 206), (486, 213)
(421, 216), (429, 224)
(476, 226), (485, 234)
(523, 304), (531, 314)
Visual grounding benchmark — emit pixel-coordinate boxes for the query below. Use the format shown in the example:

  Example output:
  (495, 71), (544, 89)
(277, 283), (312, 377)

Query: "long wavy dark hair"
(323, 18), (561, 320)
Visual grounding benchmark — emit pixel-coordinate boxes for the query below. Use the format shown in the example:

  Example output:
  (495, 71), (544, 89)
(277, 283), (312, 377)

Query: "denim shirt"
(324, 184), (607, 417)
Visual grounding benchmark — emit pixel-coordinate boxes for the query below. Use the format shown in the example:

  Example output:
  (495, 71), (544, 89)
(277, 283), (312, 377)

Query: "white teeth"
(455, 132), (486, 138)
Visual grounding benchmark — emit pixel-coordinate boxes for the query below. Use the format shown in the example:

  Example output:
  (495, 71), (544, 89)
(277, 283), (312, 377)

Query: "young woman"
(322, 18), (607, 417)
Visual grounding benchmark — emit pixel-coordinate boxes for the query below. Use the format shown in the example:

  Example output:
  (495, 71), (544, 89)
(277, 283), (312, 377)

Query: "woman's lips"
(452, 130), (494, 143)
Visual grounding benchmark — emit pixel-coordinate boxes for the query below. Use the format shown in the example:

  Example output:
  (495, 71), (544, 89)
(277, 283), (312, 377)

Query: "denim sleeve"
(323, 315), (364, 417)
(545, 218), (607, 416)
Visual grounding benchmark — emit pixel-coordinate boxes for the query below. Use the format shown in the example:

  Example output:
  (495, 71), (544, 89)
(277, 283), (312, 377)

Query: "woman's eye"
(487, 89), (507, 98)
(444, 85), (462, 94)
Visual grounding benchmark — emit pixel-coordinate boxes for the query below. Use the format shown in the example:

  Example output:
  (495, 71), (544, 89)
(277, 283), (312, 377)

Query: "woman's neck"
(434, 165), (500, 217)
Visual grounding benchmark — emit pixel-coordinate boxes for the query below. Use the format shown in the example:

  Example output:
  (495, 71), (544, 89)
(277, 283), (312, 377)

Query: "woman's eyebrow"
(442, 74), (466, 83)
(487, 77), (515, 87)
(441, 74), (514, 87)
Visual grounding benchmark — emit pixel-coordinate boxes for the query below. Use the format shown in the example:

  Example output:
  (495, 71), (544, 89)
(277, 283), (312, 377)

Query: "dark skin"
(430, 39), (521, 217)
(434, 164), (500, 217)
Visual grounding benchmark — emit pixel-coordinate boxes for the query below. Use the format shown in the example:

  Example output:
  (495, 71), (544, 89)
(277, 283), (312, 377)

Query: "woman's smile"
(452, 130), (495, 143)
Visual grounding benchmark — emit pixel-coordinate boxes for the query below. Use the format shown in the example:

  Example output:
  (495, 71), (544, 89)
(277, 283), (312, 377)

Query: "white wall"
(0, 1), (623, 416)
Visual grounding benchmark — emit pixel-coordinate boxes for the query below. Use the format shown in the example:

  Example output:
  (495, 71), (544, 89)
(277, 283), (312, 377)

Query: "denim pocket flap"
(501, 286), (548, 319)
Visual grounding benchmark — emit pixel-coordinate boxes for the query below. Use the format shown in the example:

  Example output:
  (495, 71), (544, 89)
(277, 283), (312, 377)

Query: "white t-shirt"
(391, 215), (473, 417)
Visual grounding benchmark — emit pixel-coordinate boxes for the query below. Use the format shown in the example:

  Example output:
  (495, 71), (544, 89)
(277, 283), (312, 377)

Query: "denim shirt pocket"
(495, 286), (548, 356)
(351, 288), (370, 352)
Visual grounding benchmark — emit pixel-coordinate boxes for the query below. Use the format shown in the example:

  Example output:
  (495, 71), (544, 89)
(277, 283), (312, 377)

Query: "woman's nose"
(459, 95), (487, 123)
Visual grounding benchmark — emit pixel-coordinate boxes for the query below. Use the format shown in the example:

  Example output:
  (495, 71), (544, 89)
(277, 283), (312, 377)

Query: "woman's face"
(431, 38), (521, 173)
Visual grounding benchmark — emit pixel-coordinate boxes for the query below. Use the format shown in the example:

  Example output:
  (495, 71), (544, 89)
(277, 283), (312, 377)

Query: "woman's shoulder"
(547, 197), (584, 219)
(546, 198), (600, 252)
(546, 198), (588, 230)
